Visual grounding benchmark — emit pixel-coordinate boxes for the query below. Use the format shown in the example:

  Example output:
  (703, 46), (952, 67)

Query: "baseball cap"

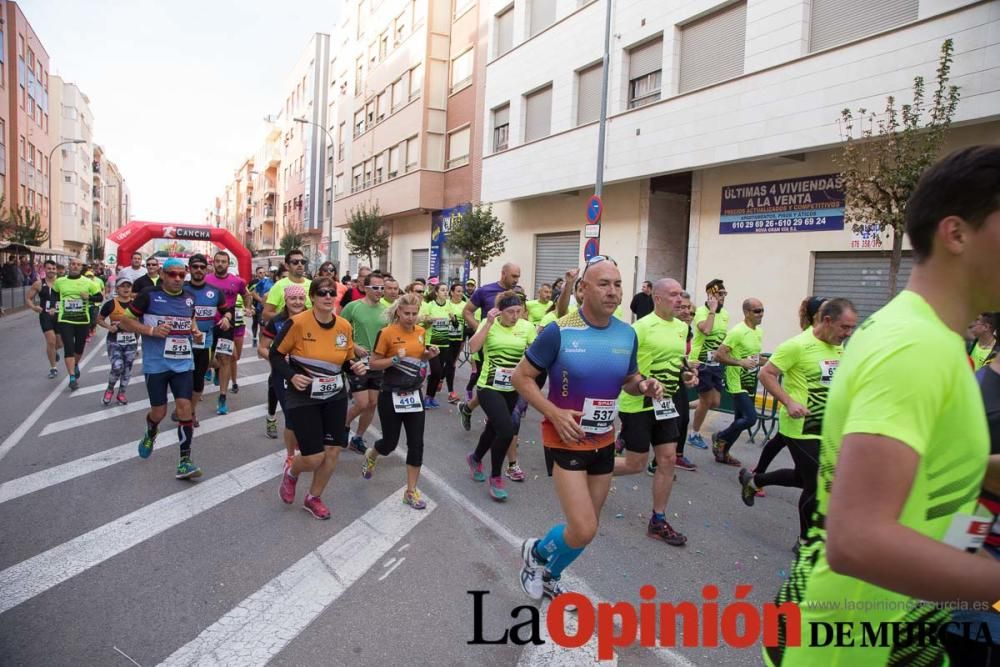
(162, 258), (186, 272)
(116, 276), (133, 287)
(188, 253), (208, 265)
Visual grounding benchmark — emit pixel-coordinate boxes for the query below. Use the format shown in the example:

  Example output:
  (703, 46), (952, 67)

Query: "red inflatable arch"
(104, 221), (252, 281)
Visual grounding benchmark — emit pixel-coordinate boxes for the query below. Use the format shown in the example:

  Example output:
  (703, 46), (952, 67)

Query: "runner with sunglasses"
(419, 281), (455, 409)
(341, 272), (387, 454)
(53, 257), (105, 390)
(711, 298), (765, 466)
(263, 250), (312, 322)
(205, 251), (253, 415)
(182, 254), (228, 428)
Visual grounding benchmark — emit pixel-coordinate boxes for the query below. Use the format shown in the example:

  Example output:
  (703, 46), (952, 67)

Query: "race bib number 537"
(581, 398), (618, 434)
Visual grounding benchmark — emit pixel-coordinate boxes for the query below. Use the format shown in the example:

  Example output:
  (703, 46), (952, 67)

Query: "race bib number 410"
(392, 391), (423, 413)
(581, 398), (618, 434)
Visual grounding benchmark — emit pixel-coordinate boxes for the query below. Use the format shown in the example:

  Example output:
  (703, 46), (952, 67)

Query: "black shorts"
(349, 370), (383, 393)
(39, 312), (56, 333)
(58, 322), (89, 357)
(544, 444), (614, 477)
(620, 411), (680, 453)
(697, 364), (724, 394)
(146, 370), (194, 407)
(212, 325), (235, 343)
(287, 399), (348, 456)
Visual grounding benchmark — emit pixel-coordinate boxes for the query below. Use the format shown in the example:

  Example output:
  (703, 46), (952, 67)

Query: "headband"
(284, 285), (306, 299)
(498, 296), (522, 311)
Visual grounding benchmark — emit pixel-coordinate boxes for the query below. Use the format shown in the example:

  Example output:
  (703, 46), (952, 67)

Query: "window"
(494, 7), (513, 56)
(335, 172), (345, 195)
(627, 38), (662, 108)
(363, 159), (373, 187)
(809, 0), (918, 52)
(492, 104), (510, 151)
(388, 145), (401, 176)
(377, 91), (388, 120)
(338, 122), (345, 160)
(369, 41), (378, 65)
(678, 2), (746, 93)
(379, 32), (389, 60)
(454, 0), (475, 18)
(405, 136), (419, 171)
(391, 74), (408, 110)
(395, 11), (407, 44)
(410, 63), (423, 99)
(354, 109), (365, 137)
(413, 0), (426, 26)
(366, 100), (375, 125)
(529, 0), (556, 36)
(524, 85), (553, 142)
(447, 126), (470, 167)
(355, 56), (364, 95)
(375, 152), (385, 182)
(451, 49), (473, 91)
(576, 63), (602, 124)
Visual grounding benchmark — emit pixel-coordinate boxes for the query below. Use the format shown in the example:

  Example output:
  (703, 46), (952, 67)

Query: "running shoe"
(646, 459), (657, 476)
(423, 396), (440, 409)
(488, 476), (508, 501)
(738, 468), (757, 507)
(402, 488), (427, 510)
(102, 389), (114, 406)
(303, 495), (330, 520)
(466, 453), (485, 482)
(175, 457), (203, 480)
(505, 463), (526, 482)
(458, 402), (473, 431)
(675, 455), (697, 472)
(751, 467), (766, 497)
(231, 382), (240, 394)
(48, 367), (58, 379)
(204, 369), (213, 382)
(519, 539), (545, 600)
(216, 395), (229, 415)
(447, 391), (460, 404)
(542, 576), (576, 609)
(138, 430), (156, 459)
(712, 433), (741, 466)
(648, 516), (687, 546)
(361, 451), (378, 480)
(116, 392), (128, 406)
(265, 416), (278, 439)
(348, 435), (367, 455)
(69, 376), (79, 391)
(687, 433), (709, 449)
(280, 462), (297, 503)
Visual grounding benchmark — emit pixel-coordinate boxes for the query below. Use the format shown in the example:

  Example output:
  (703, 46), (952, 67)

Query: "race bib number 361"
(581, 398), (618, 434)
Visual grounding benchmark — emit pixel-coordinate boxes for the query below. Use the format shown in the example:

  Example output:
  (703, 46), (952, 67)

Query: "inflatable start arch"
(104, 221), (252, 281)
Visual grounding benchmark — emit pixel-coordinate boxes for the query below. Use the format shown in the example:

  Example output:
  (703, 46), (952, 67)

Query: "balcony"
(334, 168), (443, 226)
(92, 185), (100, 199)
(92, 160), (101, 174)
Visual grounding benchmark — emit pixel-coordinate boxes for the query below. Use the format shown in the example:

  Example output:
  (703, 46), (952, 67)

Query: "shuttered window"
(628, 37), (662, 108)
(447, 126), (470, 167)
(529, 0), (556, 37)
(809, 0), (918, 52)
(495, 7), (514, 56)
(493, 104), (510, 151)
(524, 85), (552, 142)
(534, 232), (580, 294)
(411, 249), (429, 281)
(678, 2), (746, 94)
(451, 49), (473, 90)
(577, 63), (602, 125)
(812, 251), (913, 321)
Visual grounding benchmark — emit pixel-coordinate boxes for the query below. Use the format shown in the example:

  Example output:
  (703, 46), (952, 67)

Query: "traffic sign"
(586, 195), (603, 224)
(584, 224), (600, 239)
(584, 238), (600, 261)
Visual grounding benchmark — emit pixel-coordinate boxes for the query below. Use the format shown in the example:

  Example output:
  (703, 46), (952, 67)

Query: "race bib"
(64, 298), (84, 314)
(432, 318), (449, 332)
(819, 360), (839, 387)
(942, 511), (993, 553)
(392, 391), (423, 413)
(449, 320), (462, 336)
(310, 375), (344, 399)
(492, 367), (513, 390)
(706, 350), (718, 366)
(653, 397), (679, 421)
(234, 310), (245, 327)
(164, 335), (192, 360)
(194, 305), (216, 319)
(580, 397), (618, 434)
(116, 332), (137, 346)
(215, 338), (235, 356)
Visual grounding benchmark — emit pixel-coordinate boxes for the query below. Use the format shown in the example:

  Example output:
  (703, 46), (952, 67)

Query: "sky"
(23, 0), (340, 223)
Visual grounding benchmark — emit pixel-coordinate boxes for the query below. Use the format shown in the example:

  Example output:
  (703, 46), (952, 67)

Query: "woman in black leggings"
(444, 282), (467, 404)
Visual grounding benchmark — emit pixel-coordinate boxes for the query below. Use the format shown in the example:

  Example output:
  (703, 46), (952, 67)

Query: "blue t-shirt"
(129, 286), (198, 375)
(469, 282), (507, 319)
(253, 277), (274, 311)
(186, 281), (226, 349)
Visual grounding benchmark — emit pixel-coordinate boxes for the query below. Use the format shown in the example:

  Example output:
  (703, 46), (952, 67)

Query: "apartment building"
(103, 158), (128, 234)
(48, 76), (93, 258)
(330, 0), (487, 281)
(248, 126), (282, 254)
(479, 0), (1000, 347)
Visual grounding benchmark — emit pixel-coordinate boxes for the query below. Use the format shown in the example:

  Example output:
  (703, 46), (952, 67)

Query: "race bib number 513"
(581, 398), (618, 434)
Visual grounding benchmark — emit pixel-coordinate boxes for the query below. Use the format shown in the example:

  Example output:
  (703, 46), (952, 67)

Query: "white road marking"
(157, 488), (435, 667)
(87, 353), (264, 374)
(41, 373), (270, 436)
(73, 359), (268, 397)
(0, 405), (271, 506)
(0, 331), (107, 464)
(0, 450), (284, 615)
(377, 557), (406, 581)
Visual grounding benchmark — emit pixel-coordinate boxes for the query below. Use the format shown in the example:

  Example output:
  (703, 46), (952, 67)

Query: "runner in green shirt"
(687, 279), (730, 450)
(53, 257), (105, 389)
(341, 272), (387, 454)
(712, 298), (764, 466)
(525, 283), (553, 325)
(419, 282), (456, 408)
(263, 250), (312, 319)
(969, 312), (997, 370)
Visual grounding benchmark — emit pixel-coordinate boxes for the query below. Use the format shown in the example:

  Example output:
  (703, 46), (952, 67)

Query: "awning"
(0, 243), (76, 258)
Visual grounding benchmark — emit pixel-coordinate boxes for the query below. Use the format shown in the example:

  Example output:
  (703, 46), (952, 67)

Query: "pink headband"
(284, 285), (306, 299)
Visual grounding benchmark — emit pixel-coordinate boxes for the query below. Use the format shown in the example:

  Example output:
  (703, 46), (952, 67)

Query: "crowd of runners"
(18, 146), (1000, 665)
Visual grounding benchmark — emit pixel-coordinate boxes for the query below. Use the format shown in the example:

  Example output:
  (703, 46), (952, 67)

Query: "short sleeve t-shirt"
(767, 291), (990, 667)
(266, 277), (313, 312)
(185, 281), (226, 348)
(619, 314), (689, 414)
(690, 305), (730, 364)
(447, 300), (467, 340)
(525, 311), (638, 451)
(205, 272), (247, 310)
(476, 318), (537, 391)
(117, 266), (147, 284)
(99, 299), (134, 344)
(721, 322), (763, 394)
(128, 286), (198, 374)
(340, 299), (387, 351)
(273, 311), (355, 409)
(469, 282), (506, 320)
(972, 341), (996, 370)
(525, 299), (551, 325)
(373, 323), (427, 392)
(767, 328), (844, 439)
(54, 275), (103, 324)
(420, 300), (455, 345)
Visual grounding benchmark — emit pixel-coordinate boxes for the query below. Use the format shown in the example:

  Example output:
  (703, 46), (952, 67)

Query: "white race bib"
(310, 375), (344, 399)
(819, 360), (839, 387)
(580, 398), (618, 434)
(234, 310), (245, 327)
(432, 318), (449, 332)
(164, 335), (192, 360)
(116, 332), (137, 346)
(215, 338), (235, 356)
(942, 511), (993, 553)
(706, 349), (718, 366)
(392, 391), (423, 413)
(64, 298), (85, 314)
(653, 397), (679, 421)
(192, 334), (207, 350)
(492, 367), (513, 390)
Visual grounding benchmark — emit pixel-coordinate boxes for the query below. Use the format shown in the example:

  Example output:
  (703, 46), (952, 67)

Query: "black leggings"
(753, 434), (820, 540)
(466, 351), (483, 392)
(58, 322), (89, 357)
(754, 434), (788, 475)
(268, 382), (278, 416)
(192, 348), (211, 393)
(426, 342), (452, 399)
(446, 340), (462, 391)
(374, 391), (425, 467)
(673, 384), (691, 457)
(473, 388), (519, 478)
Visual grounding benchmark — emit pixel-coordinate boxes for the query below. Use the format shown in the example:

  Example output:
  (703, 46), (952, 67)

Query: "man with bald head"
(713, 297), (765, 465)
(614, 278), (699, 546)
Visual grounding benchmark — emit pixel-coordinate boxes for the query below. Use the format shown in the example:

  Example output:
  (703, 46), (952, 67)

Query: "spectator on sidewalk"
(630, 281), (654, 320)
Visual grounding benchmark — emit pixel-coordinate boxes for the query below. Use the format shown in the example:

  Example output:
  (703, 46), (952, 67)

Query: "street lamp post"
(294, 116), (335, 265)
(47, 139), (88, 249)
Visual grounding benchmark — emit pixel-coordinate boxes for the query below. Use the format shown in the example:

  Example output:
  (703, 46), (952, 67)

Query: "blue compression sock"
(535, 524), (586, 579)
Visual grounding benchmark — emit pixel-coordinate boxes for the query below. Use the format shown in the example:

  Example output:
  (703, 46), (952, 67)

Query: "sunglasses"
(289, 259), (307, 265)
(164, 271), (186, 279)
(414, 289), (425, 294)
(751, 308), (764, 314)
(586, 254), (616, 266)
(315, 288), (337, 297)
(367, 285), (385, 291)
(146, 263), (159, 268)
(189, 263), (208, 270)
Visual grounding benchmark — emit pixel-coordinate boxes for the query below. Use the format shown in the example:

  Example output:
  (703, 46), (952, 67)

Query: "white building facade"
(51, 77), (94, 259)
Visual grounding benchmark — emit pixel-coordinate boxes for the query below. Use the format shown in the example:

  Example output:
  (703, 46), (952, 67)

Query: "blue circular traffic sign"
(584, 238), (600, 262)
(586, 195), (603, 224)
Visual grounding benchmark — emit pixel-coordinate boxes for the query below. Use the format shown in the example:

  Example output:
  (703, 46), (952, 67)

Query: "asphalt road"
(0, 308), (802, 666)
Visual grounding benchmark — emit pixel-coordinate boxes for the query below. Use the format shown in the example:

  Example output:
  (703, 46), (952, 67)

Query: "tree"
(445, 202), (506, 285)
(836, 38), (960, 296)
(279, 225), (305, 256)
(345, 202), (390, 268)
(4, 201), (49, 246)
(244, 238), (258, 258)
(88, 232), (104, 263)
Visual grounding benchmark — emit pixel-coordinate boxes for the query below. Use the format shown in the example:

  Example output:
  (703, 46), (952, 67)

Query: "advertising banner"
(720, 174), (845, 235)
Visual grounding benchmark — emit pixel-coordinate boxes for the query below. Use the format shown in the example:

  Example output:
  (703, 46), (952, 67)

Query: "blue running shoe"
(138, 430), (156, 459)
(216, 395), (229, 415)
(176, 457), (203, 480)
(687, 433), (709, 450)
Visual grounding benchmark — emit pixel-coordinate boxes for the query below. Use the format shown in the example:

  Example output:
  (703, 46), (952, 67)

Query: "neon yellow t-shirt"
(537, 310), (558, 330)
(476, 318), (537, 391)
(447, 300), (466, 341)
(721, 322), (762, 394)
(767, 328), (843, 439)
(690, 305), (730, 364)
(265, 277), (312, 312)
(619, 313), (689, 413)
(971, 341), (995, 370)
(419, 300), (454, 345)
(525, 299), (552, 325)
(767, 291), (989, 667)
(54, 275), (103, 324)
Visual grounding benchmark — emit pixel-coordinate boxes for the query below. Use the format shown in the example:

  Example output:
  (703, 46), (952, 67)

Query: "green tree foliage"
(345, 202), (390, 268)
(279, 226), (305, 257)
(444, 203), (506, 285)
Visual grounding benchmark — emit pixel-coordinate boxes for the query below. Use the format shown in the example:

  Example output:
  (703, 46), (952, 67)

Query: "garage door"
(411, 248), (429, 282)
(812, 251), (914, 320)
(534, 232), (580, 294)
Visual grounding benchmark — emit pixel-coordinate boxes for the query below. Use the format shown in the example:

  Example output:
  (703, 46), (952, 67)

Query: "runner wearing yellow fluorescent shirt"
(712, 298), (764, 466)
(969, 312), (997, 370)
(687, 278), (730, 450)
(263, 250), (312, 320)
(525, 283), (553, 325)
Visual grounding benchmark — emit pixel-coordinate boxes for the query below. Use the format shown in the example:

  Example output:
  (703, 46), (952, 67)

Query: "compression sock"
(177, 421), (194, 459)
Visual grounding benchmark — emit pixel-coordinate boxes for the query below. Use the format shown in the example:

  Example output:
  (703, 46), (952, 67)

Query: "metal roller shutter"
(411, 248), (429, 281)
(534, 232), (580, 294)
(629, 38), (663, 80)
(529, 0), (555, 36)
(576, 63), (602, 126)
(524, 85), (553, 142)
(809, 0), (918, 53)
(678, 1), (746, 93)
(812, 251), (914, 320)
